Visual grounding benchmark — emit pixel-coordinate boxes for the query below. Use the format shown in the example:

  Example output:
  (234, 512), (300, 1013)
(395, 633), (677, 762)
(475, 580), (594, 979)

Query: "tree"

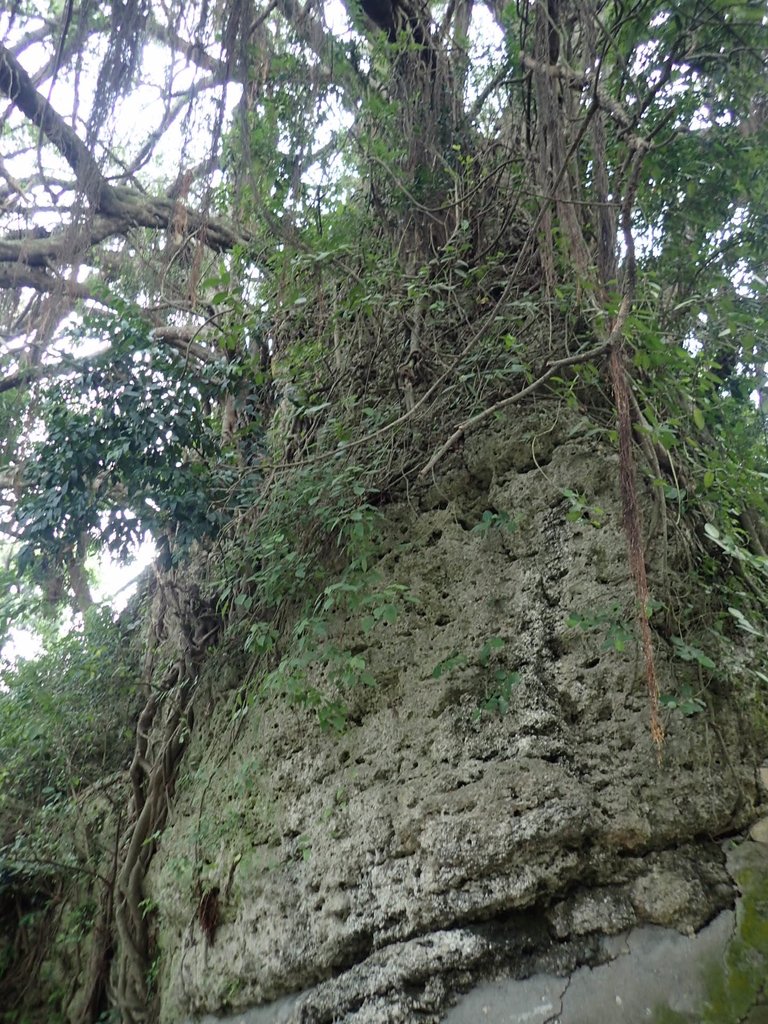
(1, 0), (767, 1020)
(1, 0), (766, 594)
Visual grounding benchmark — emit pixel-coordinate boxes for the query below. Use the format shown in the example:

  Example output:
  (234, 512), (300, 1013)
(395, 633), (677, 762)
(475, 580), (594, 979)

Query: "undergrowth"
(214, 459), (414, 731)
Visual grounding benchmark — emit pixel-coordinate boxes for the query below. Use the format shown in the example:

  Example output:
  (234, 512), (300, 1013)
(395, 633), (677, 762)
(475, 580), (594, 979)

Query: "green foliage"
(477, 636), (505, 666)
(670, 636), (716, 671)
(471, 509), (518, 535)
(658, 684), (706, 717)
(474, 668), (520, 721)
(13, 303), (237, 583)
(0, 562), (48, 644)
(218, 460), (413, 730)
(2, 0), (768, 1013)
(0, 606), (140, 823)
(431, 651), (468, 679)
(219, 462), (381, 616)
(473, 637), (520, 718)
(262, 573), (409, 732)
(146, 953), (161, 993)
(727, 606), (763, 638)
(627, 300), (768, 698)
(432, 635), (519, 719)
(703, 524), (768, 582)
(562, 489), (605, 529)
(0, 0), (767, 1020)
(567, 606), (634, 653)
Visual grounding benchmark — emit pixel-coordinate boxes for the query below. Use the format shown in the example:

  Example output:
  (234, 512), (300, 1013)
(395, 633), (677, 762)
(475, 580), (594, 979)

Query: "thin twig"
(419, 340), (610, 476)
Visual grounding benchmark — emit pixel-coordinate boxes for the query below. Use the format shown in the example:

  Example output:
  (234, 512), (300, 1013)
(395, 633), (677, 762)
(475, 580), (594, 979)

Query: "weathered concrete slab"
(192, 993), (300, 1024)
(445, 915), (734, 1023)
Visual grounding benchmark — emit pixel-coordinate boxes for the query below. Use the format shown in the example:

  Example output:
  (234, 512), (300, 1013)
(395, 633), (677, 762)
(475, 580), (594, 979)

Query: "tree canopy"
(0, 0), (767, 612)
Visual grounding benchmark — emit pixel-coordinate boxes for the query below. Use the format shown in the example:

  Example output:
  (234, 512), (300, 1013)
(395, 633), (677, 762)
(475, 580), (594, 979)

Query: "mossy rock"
(653, 841), (768, 1024)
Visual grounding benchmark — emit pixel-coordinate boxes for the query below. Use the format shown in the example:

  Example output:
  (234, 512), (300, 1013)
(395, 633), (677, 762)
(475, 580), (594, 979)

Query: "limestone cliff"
(141, 407), (763, 1022)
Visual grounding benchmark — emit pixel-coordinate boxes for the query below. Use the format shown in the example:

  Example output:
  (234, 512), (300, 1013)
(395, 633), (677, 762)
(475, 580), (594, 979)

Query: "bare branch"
(0, 324), (219, 395)
(0, 188), (247, 284)
(419, 341), (611, 476)
(144, 17), (231, 79)
(148, 327), (219, 364)
(120, 77), (222, 180)
(0, 43), (247, 261)
(9, 21), (54, 59)
(0, 354), (100, 395)
(0, 41), (123, 216)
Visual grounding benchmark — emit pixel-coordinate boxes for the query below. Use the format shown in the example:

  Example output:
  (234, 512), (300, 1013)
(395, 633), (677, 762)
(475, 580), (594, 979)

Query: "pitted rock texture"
(147, 409), (762, 1023)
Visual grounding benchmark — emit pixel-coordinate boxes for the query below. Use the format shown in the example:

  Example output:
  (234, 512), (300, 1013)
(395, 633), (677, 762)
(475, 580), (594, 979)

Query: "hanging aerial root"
(609, 345), (664, 752)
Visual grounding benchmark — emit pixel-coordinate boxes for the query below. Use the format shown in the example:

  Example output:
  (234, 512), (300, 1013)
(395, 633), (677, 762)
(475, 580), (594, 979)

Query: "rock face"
(147, 409), (763, 1023)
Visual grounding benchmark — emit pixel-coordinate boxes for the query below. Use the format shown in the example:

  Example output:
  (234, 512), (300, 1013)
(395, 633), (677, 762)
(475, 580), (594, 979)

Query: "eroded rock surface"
(148, 410), (763, 1022)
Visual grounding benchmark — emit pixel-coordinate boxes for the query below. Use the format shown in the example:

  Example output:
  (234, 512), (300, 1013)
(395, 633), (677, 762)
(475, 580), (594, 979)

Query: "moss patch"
(653, 841), (768, 1024)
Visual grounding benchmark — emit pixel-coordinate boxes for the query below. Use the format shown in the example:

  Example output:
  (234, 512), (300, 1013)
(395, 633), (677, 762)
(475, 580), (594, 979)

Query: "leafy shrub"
(0, 606), (141, 837)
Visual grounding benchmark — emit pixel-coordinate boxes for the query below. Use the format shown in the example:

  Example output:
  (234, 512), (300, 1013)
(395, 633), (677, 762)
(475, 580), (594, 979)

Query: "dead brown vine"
(610, 344), (664, 751)
(608, 144), (664, 752)
(197, 884), (221, 945)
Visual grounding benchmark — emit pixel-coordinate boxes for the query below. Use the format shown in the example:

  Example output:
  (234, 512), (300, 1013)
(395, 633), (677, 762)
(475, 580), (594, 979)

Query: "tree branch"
(0, 186), (247, 279)
(0, 264), (100, 299)
(148, 327), (219, 364)
(0, 355), (102, 395)
(144, 17), (230, 79)
(0, 43), (248, 258)
(0, 41), (123, 216)
(419, 341), (611, 476)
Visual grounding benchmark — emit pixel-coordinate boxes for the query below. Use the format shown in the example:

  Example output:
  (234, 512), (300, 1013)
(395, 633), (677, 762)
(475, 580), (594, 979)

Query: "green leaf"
(431, 652), (467, 679)
(671, 636), (716, 669)
(728, 607), (762, 636)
